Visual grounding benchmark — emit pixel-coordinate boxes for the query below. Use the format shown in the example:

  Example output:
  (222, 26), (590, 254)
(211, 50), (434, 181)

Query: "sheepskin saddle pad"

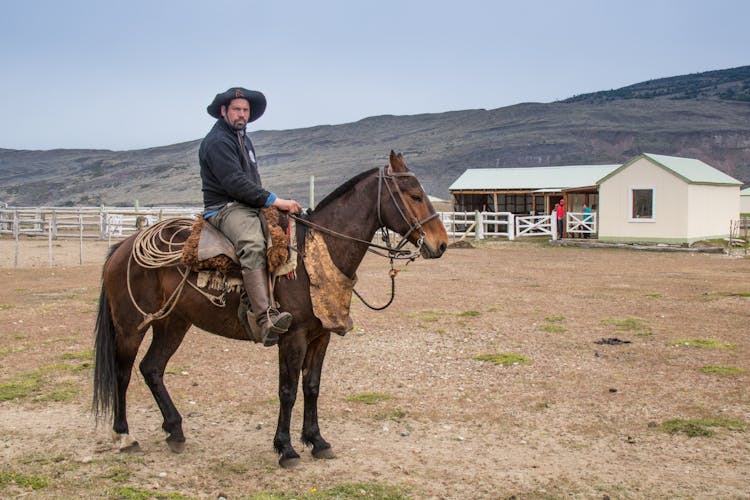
(181, 207), (296, 276)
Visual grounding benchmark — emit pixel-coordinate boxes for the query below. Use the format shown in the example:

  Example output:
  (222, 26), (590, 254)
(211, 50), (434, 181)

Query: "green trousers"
(208, 203), (266, 271)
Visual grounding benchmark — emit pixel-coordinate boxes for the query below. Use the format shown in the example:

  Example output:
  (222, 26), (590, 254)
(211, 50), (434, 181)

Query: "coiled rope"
(131, 218), (193, 268)
(127, 218), (205, 329)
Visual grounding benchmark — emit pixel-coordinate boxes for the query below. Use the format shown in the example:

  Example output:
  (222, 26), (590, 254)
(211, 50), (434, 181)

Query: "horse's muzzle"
(420, 241), (447, 259)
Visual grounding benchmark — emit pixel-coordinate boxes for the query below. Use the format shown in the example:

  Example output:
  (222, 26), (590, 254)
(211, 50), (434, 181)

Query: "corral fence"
(728, 217), (750, 256)
(1, 206), (202, 267)
(1, 207), (601, 243)
(440, 211), (599, 241)
(566, 212), (597, 237)
(0, 206), (202, 241)
(439, 211), (515, 240)
(2, 206), (603, 267)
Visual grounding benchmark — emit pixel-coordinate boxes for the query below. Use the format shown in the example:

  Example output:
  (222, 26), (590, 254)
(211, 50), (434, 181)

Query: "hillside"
(563, 65), (750, 103)
(2, 66), (750, 207)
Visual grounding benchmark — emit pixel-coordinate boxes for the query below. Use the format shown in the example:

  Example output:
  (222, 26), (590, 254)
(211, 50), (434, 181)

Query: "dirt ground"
(0, 238), (749, 499)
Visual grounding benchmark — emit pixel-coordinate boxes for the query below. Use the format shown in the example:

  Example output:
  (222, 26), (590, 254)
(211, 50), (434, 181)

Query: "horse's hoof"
(119, 440), (141, 453)
(112, 432), (141, 453)
(167, 439), (186, 454)
(312, 447), (336, 460)
(279, 456), (301, 469)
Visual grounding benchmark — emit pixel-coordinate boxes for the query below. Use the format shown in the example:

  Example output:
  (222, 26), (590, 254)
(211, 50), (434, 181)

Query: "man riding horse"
(199, 87), (302, 347)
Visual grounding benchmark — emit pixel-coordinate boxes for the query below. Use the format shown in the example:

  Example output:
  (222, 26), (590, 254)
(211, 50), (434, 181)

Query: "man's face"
(221, 98), (251, 130)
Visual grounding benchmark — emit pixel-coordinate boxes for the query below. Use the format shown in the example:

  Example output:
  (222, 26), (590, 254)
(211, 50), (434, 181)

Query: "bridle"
(290, 165), (440, 310)
(376, 166), (440, 256)
(290, 166), (439, 259)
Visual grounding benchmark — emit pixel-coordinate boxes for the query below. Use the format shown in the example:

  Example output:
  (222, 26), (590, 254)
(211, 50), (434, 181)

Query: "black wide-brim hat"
(207, 87), (267, 122)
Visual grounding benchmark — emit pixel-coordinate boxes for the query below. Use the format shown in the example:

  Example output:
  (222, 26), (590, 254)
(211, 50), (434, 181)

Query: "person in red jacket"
(556, 199), (565, 238)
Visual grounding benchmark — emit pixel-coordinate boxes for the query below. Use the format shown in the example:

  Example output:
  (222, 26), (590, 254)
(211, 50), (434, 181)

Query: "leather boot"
(241, 269), (293, 346)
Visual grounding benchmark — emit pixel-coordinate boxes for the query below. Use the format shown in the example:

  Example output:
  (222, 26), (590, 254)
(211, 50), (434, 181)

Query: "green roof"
(741, 187), (750, 196)
(598, 153), (741, 185)
(449, 164), (619, 191)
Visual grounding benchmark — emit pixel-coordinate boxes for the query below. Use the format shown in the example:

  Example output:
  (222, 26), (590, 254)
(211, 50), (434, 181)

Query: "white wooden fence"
(441, 211), (598, 241)
(566, 211), (597, 236)
(0, 207), (599, 244)
(0, 206), (202, 240)
(515, 214), (555, 238)
(439, 211), (515, 240)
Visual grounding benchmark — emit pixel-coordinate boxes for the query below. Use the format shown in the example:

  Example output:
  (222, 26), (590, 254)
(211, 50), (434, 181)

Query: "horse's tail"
(92, 244), (121, 420)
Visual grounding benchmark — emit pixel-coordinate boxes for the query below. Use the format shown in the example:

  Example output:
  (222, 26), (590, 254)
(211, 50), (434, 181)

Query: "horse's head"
(377, 151), (448, 259)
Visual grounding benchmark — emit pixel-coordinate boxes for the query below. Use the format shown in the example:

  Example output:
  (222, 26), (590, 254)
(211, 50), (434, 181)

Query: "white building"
(597, 153), (742, 244)
(740, 187), (750, 214)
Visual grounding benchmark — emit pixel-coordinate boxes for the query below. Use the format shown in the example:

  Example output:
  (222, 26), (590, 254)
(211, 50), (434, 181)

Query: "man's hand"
(272, 197), (302, 214)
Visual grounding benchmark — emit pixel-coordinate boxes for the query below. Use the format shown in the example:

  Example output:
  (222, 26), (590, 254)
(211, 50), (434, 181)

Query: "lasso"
(126, 218), (223, 330)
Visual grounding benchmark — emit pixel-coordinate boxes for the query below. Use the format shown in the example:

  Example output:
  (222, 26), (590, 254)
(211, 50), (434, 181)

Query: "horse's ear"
(389, 150), (408, 172)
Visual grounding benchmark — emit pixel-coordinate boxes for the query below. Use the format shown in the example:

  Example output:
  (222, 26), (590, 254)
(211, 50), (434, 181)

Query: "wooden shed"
(597, 153), (742, 244)
(448, 164), (619, 215)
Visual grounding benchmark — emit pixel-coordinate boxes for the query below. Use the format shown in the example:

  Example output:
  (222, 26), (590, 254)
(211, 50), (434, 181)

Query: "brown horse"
(93, 151), (448, 467)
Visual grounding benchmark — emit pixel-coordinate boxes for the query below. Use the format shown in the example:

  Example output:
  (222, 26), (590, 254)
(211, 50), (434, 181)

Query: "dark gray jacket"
(199, 119), (273, 210)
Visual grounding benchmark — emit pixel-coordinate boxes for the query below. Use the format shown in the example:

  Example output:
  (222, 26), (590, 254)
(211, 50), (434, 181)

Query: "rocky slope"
(2, 66), (749, 207)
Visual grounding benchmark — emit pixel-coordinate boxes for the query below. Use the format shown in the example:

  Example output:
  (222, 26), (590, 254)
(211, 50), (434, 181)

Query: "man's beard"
(230, 119), (247, 130)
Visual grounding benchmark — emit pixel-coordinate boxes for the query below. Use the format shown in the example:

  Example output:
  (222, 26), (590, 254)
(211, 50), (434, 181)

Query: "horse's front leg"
(274, 329), (307, 468)
(301, 331), (334, 459)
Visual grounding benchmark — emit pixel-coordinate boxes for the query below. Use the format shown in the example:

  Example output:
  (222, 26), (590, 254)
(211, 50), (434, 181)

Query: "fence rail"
(0, 206), (202, 240)
(1, 207), (604, 244)
(566, 211), (597, 236)
(439, 211), (514, 240)
(515, 214), (555, 238)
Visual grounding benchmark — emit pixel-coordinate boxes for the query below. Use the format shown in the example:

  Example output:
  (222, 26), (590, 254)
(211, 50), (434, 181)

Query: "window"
(534, 197), (546, 214)
(630, 187), (655, 221)
(455, 194), (493, 212)
(497, 194), (531, 213)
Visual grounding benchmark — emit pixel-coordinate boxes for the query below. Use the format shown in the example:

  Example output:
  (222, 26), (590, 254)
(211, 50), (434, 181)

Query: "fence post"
(79, 211), (84, 265)
(551, 215), (558, 240)
(474, 211), (482, 240)
(310, 175), (315, 209)
(51, 210), (58, 239)
(48, 220), (53, 267)
(99, 205), (106, 240)
(13, 210), (19, 268)
(508, 213), (515, 241)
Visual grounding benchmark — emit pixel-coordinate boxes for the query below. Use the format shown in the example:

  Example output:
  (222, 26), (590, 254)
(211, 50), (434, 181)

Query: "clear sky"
(2, 0), (749, 151)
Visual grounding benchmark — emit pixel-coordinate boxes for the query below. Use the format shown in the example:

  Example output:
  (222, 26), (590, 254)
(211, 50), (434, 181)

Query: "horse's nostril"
(439, 242), (447, 255)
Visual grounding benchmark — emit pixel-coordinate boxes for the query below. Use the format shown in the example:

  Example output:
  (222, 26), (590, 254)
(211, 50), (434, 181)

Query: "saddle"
(179, 208), (354, 336)
(181, 207), (296, 277)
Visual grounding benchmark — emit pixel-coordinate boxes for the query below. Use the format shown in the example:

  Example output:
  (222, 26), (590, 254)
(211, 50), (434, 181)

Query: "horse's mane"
(312, 167), (379, 213)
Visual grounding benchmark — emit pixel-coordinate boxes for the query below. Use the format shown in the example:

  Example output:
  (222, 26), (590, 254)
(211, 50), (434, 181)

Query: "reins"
(288, 214), (414, 258)
(291, 166), (438, 310)
(289, 215), (410, 310)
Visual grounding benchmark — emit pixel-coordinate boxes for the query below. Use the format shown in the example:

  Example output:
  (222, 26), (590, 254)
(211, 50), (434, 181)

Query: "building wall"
(599, 157), (740, 243)
(686, 184), (740, 241)
(741, 195), (750, 214)
(599, 157), (689, 243)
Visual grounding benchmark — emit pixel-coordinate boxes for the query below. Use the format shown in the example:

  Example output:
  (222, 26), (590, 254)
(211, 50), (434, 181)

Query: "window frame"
(629, 186), (656, 222)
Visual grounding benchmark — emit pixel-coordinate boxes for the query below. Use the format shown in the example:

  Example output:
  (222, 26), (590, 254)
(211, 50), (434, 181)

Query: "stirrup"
(266, 308), (293, 333)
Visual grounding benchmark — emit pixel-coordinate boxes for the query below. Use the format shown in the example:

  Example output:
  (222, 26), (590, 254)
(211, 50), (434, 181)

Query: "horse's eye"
(410, 194), (423, 202)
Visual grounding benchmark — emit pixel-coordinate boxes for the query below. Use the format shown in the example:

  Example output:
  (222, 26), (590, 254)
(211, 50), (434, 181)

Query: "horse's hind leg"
(302, 332), (335, 460)
(139, 317), (191, 453)
(113, 327), (147, 452)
